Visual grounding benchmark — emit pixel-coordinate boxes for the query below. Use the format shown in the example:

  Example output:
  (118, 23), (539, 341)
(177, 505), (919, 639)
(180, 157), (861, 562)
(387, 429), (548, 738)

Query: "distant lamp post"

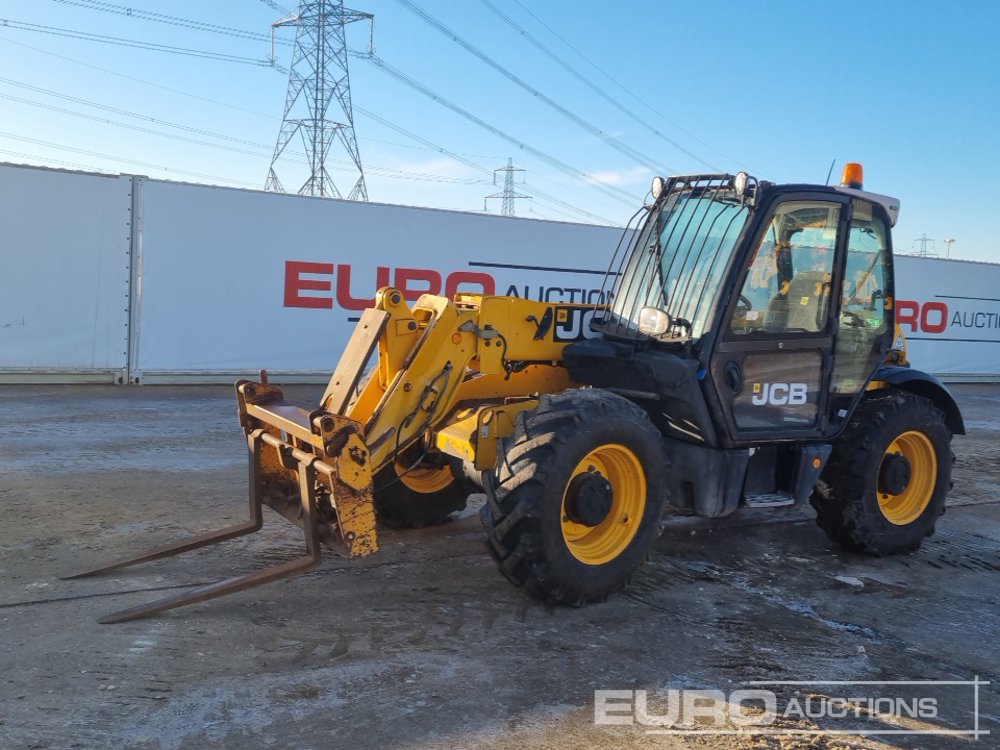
(943, 238), (956, 258)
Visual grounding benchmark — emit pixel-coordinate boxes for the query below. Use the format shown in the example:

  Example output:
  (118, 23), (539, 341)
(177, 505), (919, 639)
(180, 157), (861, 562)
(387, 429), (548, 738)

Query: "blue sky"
(0, 0), (996, 261)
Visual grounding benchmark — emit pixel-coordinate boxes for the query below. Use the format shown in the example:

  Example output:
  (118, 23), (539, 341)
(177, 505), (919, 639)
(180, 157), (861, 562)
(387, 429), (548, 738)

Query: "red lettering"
(394, 267), (442, 301)
(445, 271), (496, 298)
(336, 264), (390, 310)
(284, 261), (333, 308)
(895, 299), (948, 333)
(896, 300), (919, 332)
(287, 262), (499, 310)
(920, 301), (948, 334)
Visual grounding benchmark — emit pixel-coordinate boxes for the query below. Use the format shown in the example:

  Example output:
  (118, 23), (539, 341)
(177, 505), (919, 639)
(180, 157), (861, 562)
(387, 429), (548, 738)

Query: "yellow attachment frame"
(225, 288), (591, 562)
(339, 289), (589, 474)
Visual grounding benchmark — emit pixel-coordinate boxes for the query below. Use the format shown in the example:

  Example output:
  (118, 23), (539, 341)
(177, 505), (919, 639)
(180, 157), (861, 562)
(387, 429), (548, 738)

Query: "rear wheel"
(811, 390), (953, 554)
(481, 389), (668, 605)
(373, 451), (470, 529)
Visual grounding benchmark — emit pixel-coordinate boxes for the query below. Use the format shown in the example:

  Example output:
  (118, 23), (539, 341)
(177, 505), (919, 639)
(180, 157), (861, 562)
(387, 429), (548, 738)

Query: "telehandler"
(71, 163), (963, 622)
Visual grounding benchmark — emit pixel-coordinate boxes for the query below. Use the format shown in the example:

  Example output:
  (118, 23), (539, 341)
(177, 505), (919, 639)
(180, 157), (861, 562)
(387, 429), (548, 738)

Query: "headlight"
(733, 171), (748, 197)
(651, 176), (665, 200)
(637, 306), (671, 336)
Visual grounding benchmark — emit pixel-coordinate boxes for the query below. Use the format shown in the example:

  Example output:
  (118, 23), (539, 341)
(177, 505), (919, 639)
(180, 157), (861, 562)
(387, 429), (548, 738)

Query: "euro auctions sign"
(284, 261), (495, 310)
(282, 260), (614, 314)
(896, 299), (1000, 337)
(894, 255), (1000, 376)
(282, 254), (1000, 378)
(127, 176), (999, 379)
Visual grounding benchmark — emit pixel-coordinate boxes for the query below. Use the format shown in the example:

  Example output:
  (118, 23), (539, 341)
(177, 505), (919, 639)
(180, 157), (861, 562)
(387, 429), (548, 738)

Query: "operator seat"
(765, 271), (830, 333)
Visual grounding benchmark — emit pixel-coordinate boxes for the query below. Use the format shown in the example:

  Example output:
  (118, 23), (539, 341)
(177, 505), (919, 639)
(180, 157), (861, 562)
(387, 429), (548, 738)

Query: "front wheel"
(481, 389), (669, 605)
(811, 390), (953, 555)
(373, 452), (470, 529)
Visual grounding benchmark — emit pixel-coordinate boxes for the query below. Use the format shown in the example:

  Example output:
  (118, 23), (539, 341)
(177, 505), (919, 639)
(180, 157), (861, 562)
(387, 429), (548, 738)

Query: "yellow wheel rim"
(396, 460), (454, 494)
(878, 430), (937, 526)
(561, 444), (646, 565)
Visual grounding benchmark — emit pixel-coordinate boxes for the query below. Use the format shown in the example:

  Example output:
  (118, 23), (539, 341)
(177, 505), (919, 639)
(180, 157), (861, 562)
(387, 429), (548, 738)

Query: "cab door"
(709, 194), (849, 443)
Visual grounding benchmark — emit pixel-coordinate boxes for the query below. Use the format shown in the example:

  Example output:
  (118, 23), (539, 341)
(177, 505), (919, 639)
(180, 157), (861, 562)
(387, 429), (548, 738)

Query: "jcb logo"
(752, 382), (808, 406)
(553, 306), (600, 342)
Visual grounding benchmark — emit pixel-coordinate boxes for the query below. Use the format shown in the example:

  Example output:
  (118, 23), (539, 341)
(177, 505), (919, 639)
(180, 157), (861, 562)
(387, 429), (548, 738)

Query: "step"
(744, 492), (795, 508)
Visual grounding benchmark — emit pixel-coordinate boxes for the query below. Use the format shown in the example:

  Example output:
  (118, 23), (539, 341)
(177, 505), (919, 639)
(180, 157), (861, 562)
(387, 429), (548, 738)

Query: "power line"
(0, 82), (492, 185)
(354, 105), (619, 225)
(0, 147), (129, 177)
(0, 93), (612, 222)
(38, 1), (706, 183)
(0, 34), (505, 162)
(525, 200), (604, 225)
(519, 184), (617, 226)
(0, 129), (260, 186)
(0, 33), (279, 119)
(49, 0), (292, 46)
(0, 74), (270, 149)
(0, 89), (274, 157)
(360, 134), (501, 160)
(476, 0), (719, 172)
(509, 0), (747, 171)
(0, 34), (612, 221)
(22, 3), (640, 214)
(0, 146), (261, 190)
(0, 19), (624, 221)
(392, 0), (673, 176)
(258, 0), (293, 15)
(0, 17), (275, 66)
(23, 3), (677, 194)
(354, 50), (641, 208)
(0, 126), (466, 189)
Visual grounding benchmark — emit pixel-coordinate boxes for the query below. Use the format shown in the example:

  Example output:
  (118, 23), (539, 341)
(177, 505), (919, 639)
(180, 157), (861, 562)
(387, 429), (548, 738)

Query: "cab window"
(830, 201), (890, 393)
(730, 201), (840, 335)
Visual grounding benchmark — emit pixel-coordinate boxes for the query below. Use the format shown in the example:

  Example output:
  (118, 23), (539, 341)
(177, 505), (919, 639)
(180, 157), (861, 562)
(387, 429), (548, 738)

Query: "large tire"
(373, 454), (470, 529)
(811, 390), (953, 555)
(481, 389), (668, 605)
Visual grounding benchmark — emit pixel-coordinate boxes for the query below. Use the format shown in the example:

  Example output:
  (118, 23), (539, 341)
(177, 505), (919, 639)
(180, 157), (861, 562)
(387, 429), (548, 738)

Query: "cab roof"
(757, 181), (901, 227)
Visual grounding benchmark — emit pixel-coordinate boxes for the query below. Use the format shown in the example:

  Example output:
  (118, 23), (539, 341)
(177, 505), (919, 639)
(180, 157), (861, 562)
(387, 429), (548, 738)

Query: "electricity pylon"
(484, 158), (530, 216)
(265, 0), (371, 200)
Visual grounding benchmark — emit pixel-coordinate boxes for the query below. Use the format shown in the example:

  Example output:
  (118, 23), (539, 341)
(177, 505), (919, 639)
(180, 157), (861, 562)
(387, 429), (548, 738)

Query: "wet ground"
(0, 384), (997, 750)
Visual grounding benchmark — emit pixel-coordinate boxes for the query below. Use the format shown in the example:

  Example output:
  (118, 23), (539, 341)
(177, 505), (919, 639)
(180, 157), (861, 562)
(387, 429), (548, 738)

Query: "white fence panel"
(895, 256), (1000, 378)
(132, 180), (623, 381)
(0, 164), (131, 382)
(1, 162), (996, 384)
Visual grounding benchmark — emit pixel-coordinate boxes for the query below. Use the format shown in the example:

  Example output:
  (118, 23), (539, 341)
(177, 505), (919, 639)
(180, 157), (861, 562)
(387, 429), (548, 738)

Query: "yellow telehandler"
(71, 164), (964, 622)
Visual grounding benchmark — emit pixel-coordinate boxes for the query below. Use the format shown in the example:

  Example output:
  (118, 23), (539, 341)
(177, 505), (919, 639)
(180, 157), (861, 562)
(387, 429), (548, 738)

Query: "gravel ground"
(0, 383), (997, 750)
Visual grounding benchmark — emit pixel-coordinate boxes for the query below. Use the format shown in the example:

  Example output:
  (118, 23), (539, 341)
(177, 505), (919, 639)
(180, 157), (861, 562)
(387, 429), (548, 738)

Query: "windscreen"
(599, 176), (751, 341)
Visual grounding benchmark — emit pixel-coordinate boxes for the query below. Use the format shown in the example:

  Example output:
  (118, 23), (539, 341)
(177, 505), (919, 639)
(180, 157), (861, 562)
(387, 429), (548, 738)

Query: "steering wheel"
(736, 294), (753, 311)
(841, 310), (865, 328)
